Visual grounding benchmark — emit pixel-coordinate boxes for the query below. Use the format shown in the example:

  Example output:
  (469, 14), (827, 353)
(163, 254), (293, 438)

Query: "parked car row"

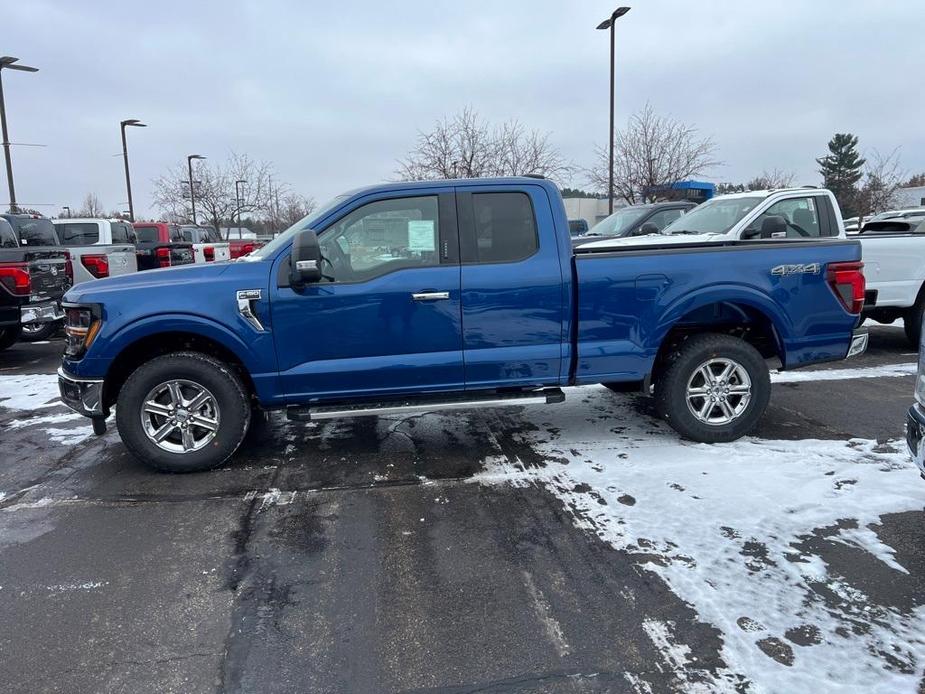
(0, 214), (247, 350)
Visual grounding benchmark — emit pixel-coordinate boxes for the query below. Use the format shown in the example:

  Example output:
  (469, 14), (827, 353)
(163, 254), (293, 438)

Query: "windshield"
(54, 222), (100, 246)
(586, 207), (647, 237)
(661, 196), (764, 235)
(247, 194), (350, 260)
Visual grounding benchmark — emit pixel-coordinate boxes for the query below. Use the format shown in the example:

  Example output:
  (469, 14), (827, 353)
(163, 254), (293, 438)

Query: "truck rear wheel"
(115, 351), (251, 473)
(20, 320), (61, 342)
(654, 333), (770, 443)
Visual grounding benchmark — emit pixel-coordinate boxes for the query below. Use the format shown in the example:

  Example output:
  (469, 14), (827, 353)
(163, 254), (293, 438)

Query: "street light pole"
(120, 119), (146, 222)
(0, 57), (39, 214)
(235, 179), (246, 235)
(186, 154), (206, 225)
(596, 8), (630, 215)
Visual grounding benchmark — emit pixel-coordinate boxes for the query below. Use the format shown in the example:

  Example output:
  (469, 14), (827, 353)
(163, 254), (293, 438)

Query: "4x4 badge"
(771, 263), (820, 276)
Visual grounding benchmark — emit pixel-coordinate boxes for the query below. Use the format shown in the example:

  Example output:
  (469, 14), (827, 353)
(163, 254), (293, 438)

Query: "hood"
(575, 232), (729, 251)
(63, 261), (239, 304)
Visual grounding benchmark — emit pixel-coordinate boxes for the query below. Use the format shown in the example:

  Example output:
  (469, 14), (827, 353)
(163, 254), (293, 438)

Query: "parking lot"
(0, 325), (923, 693)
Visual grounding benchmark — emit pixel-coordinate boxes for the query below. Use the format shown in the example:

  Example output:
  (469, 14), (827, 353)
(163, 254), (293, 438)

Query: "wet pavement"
(0, 327), (923, 693)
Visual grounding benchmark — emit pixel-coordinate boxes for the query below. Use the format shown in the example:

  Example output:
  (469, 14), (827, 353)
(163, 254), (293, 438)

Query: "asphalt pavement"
(0, 327), (922, 693)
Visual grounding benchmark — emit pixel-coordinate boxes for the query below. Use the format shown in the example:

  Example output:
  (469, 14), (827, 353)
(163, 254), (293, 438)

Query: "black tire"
(0, 325), (22, 351)
(115, 351), (251, 473)
(20, 320), (60, 342)
(654, 333), (770, 443)
(904, 301), (924, 348)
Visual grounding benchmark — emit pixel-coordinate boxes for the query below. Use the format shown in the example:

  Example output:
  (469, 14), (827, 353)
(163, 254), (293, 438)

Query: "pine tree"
(816, 133), (865, 217)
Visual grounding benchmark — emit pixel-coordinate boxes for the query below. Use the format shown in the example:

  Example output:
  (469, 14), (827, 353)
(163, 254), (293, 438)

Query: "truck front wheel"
(115, 351), (251, 473)
(654, 333), (770, 443)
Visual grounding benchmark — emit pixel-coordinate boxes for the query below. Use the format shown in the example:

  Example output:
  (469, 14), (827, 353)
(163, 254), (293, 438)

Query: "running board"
(287, 388), (565, 422)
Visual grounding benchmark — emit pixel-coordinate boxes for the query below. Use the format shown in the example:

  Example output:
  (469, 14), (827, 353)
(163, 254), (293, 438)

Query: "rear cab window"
(134, 225), (159, 243)
(169, 225), (184, 243)
(54, 222), (100, 246)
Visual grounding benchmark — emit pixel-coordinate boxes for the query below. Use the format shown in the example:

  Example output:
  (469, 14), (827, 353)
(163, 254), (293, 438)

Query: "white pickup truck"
(53, 218), (139, 285)
(178, 225), (231, 264)
(854, 213), (925, 344)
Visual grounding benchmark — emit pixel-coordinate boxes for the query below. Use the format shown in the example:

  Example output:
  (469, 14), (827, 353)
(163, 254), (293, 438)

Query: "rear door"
(457, 184), (565, 389)
(271, 189), (465, 400)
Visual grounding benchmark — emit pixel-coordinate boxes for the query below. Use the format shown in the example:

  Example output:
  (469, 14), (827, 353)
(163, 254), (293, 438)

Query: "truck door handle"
(411, 291), (450, 301)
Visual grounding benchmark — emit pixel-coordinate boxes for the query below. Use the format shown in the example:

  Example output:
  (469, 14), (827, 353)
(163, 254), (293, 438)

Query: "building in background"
(893, 185), (925, 209)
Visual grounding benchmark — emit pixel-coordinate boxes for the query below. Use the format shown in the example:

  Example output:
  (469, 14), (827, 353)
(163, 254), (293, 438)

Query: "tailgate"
(170, 243), (194, 266)
(106, 245), (138, 276)
(24, 250), (70, 302)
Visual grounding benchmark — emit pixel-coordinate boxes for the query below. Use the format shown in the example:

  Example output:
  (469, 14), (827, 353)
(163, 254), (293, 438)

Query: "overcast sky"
(4, 0), (924, 217)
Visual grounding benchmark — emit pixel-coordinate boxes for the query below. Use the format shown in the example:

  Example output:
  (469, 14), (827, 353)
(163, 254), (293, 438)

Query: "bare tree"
(746, 168), (796, 190)
(396, 107), (571, 181)
(77, 193), (105, 217)
(904, 172), (925, 188)
(152, 152), (279, 237)
(587, 103), (719, 204)
(277, 193), (317, 230)
(857, 148), (905, 216)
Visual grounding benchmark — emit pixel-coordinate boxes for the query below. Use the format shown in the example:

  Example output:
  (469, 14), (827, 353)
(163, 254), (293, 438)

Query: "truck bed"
(573, 237), (863, 381)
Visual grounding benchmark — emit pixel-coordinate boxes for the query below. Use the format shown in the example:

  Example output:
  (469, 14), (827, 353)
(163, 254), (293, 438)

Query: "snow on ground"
(773, 362), (916, 383)
(0, 374), (60, 411)
(475, 385), (925, 693)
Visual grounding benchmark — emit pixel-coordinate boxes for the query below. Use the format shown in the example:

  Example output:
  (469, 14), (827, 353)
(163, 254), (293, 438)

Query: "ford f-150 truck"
(178, 225), (232, 264)
(58, 177), (867, 472)
(132, 222), (195, 270)
(1, 213), (71, 341)
(52, 218), (139, 286)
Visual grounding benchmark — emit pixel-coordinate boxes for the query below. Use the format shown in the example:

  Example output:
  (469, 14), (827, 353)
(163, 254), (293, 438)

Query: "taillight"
(826, 261), (865, 314)
(81, 254), (109, 279)
(203, 245), (215, 262)
(0, 262), (31, 296)
(156, 247), (171, 268)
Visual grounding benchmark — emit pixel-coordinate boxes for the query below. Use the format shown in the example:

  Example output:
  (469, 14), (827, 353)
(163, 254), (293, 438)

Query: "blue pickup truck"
(58, 177), (867, 472)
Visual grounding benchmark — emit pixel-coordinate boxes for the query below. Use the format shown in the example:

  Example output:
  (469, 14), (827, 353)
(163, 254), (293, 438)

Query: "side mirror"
(290, 229), (323, 285)
(639, 222), (660, 235)
(760, 215), (788, 238)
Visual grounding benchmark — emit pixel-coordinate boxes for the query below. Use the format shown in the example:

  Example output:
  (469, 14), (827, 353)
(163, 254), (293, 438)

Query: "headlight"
(64, 305), (101, 358)
(917, 333), (925, 407)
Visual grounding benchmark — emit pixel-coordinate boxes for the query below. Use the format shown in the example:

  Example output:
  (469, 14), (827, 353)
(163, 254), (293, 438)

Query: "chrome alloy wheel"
(685, 358), (752, 426)
(140, 379), (221, 453)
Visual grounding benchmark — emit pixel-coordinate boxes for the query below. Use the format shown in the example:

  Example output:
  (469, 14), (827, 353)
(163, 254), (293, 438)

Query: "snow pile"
(0, 374), (61, 411)
(475, 385), (925, 693)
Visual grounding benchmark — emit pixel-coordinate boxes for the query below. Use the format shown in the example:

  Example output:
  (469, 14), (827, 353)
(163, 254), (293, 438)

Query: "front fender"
(64, 312), (276, 382)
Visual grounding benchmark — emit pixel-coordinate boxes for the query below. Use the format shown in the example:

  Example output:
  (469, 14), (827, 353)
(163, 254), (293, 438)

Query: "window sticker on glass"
(407, 220), (436, 251)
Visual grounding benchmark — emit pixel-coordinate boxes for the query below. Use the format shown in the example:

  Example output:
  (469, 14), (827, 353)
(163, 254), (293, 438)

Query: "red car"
(132, 223), (195, 271)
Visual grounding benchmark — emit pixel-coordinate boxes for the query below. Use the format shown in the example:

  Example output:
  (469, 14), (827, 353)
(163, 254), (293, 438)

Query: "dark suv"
(574, 201), (697, 244)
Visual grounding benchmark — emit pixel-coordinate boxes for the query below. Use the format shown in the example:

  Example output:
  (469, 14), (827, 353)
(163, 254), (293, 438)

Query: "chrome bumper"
(58, 367), (106, 418)
(847, 330), (868, 359)
(22, 301), (65, 325)
(907, 405), (925, 479)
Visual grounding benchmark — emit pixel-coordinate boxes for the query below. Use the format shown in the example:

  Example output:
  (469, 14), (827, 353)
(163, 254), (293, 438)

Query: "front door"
(272, 191), (464, 401)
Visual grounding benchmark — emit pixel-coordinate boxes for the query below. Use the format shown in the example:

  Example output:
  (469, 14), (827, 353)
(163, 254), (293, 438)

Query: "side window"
(471, 192), (538, 263)
(645, 208), (684, 231)
(169, 226), (184, 242)
(0, 220), (16, 248)
(318, 196), (440, 283)
(755, 197), (822, 238)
